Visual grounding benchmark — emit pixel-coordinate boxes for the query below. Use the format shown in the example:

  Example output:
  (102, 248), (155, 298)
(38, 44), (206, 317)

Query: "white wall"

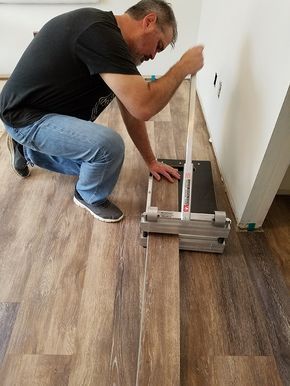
(0, 0), (202, 76)
(238, 87), (290, 227)
(197, 0), (290, 224)
(279, 166), (290, 194)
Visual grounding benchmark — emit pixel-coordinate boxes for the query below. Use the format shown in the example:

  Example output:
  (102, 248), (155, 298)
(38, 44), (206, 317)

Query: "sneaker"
(6, 135), (30, 178)
(73, 189), (124, 223)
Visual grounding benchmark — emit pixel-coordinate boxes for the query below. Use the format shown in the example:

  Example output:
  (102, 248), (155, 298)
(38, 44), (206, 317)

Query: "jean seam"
(86, 149), (110, 204)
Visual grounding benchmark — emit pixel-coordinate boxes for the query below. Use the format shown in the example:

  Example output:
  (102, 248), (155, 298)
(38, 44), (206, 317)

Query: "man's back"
(0, 8), (138, 127)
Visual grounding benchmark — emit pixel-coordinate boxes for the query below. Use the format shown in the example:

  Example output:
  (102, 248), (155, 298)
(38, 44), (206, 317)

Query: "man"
(0, 0), (204, 222)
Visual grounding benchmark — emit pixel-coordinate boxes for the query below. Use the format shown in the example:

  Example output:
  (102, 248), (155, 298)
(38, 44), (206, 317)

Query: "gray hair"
(126, 0), (177, 47)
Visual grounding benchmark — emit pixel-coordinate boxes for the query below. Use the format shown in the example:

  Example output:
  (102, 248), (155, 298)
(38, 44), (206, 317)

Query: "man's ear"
(143, 13), (158, 29)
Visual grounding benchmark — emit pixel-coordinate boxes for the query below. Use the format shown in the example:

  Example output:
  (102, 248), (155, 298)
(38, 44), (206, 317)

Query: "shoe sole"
(73, 196), (124, 223)
(6, 135), (30, 178)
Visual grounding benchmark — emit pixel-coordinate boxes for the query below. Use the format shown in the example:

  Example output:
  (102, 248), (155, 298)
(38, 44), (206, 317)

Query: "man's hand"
(149, 159), (180, 183)
(179, 45), (204, 76)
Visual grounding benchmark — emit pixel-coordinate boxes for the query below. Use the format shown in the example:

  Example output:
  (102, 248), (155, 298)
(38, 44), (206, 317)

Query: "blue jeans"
(4, 113), (125, 204)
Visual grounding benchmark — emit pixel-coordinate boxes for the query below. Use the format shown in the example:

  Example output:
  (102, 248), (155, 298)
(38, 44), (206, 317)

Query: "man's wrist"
(147, 158), (158, 167)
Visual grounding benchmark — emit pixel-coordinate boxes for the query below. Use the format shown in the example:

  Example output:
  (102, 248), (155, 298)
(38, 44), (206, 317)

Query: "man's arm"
(117, 99), (180, 182)
(101, 46), (204, 121)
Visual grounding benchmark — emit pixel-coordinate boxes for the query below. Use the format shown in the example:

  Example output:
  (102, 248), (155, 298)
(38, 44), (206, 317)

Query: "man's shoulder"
(64, 8), (115, 23)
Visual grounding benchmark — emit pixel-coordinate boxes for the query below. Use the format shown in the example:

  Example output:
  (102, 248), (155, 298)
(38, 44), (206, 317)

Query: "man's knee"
(91, 128), (125, 163)
(109, 130), (125, 159)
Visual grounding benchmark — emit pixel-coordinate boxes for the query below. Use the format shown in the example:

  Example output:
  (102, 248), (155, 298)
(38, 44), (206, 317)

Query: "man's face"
(131, 14), (173, 66)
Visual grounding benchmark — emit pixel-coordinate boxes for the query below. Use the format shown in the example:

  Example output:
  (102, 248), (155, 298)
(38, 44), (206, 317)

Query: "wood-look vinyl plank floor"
(137, 110), (180, 385)
(263, 195), (290, 289)
(238, 231), (290, 385)
(0, 303), (19, 363)
(136, 233), (180, 386)
(68, 218), (145, 385)
(1, 354), (72, 386)
(137, 177), (180, 385)
(188, 355), (283, 386)
(0, 81), (289, 385)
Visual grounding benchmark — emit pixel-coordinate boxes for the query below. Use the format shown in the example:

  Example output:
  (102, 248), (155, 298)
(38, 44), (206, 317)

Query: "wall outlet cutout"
(213, 72), (218, 87)
(217, 81), (222, 98)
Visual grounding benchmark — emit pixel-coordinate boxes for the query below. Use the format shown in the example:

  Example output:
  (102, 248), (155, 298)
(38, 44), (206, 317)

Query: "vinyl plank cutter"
(140, 76), (231, 253)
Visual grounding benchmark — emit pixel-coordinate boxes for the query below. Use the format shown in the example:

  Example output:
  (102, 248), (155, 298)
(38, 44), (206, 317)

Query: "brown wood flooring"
(137, 179), (180, 386)
(0, 81), (289, 385)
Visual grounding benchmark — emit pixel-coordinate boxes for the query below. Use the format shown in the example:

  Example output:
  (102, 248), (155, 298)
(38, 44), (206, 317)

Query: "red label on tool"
(183, 204), (189, 212)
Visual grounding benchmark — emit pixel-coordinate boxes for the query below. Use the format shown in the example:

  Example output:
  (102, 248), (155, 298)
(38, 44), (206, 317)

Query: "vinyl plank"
(238, 232), (290, 385)
(180, 242), (272, 362)
(0, 303), (19, 364)
(5, 175), (92, 355)
(136, 177), (180, 386)
(68, 218), (145, 386)
(136, 233), (180, 386)
(212, 356), (283, 386)
(136, 112), (180, 385)
(263, 195), (290, 289)
(0, 136), (84, 304)
(0, 138), (49, 301)
(154, 120), (178, 160)
(1, 354), (72, 386)
(184, 355), (283, 386)
(107, 218), (146, 386)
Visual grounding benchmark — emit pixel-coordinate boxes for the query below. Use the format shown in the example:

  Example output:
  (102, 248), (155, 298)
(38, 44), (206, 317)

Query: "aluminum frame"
(140, 175), (231, 253)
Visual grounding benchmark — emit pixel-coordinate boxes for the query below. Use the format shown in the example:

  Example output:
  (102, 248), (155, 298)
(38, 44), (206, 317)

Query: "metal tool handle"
(181, 76), (196, 221)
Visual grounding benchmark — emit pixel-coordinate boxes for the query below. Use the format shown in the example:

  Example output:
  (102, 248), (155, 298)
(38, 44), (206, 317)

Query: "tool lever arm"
(181, 76), (196, 221)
